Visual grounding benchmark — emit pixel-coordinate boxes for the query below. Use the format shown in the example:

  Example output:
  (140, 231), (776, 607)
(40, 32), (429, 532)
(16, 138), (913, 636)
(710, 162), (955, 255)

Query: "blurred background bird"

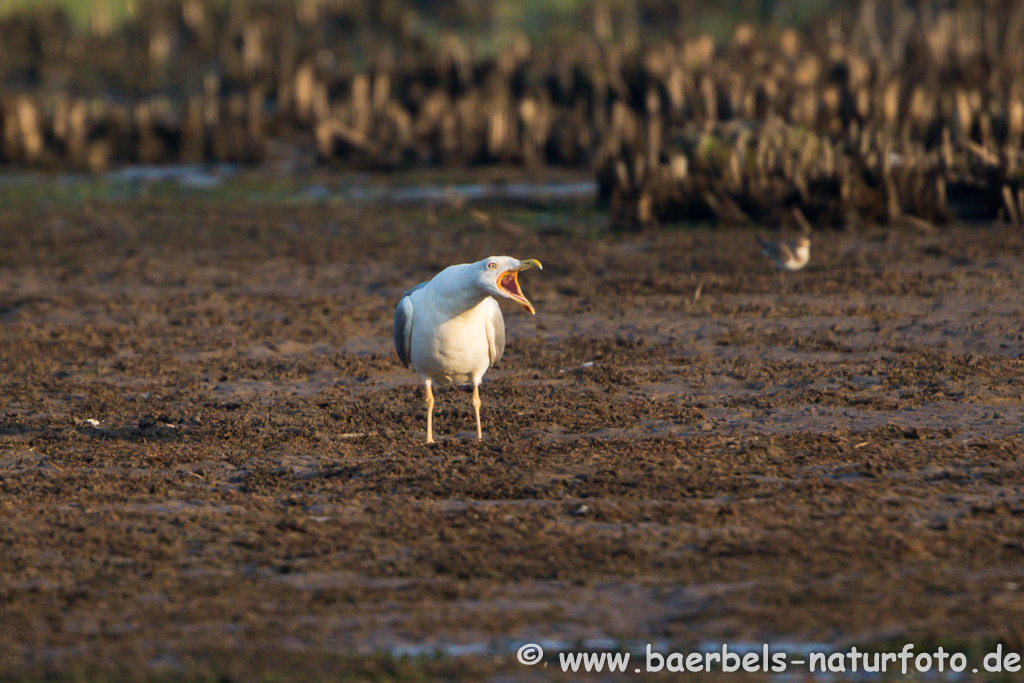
(757, 235), (811, 272)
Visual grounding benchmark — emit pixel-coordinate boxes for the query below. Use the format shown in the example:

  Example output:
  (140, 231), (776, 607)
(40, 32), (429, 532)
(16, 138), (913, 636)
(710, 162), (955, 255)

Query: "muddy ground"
(1, 173), (1024, 681)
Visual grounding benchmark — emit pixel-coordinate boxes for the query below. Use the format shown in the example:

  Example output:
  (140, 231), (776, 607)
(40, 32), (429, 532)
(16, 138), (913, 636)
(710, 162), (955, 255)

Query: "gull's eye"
(487, 262), (497, 270)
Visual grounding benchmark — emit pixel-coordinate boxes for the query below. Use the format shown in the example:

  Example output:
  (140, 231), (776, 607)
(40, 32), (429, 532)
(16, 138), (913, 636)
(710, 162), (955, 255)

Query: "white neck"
(429, 264), (489, 315)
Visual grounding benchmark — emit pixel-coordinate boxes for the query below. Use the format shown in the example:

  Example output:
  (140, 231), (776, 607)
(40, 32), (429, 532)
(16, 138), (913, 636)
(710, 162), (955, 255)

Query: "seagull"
(757, 235), (811, 272)
(394, 256), (542, 443)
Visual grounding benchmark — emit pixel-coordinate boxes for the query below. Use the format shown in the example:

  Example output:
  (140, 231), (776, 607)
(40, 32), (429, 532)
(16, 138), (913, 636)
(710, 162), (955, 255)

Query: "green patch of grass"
(0, 0), (135, 30)
(0, 0), (841, 44)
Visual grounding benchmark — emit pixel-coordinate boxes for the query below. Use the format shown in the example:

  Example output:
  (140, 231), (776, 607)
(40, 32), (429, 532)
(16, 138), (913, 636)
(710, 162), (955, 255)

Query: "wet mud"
(2, 189), (1024, 680)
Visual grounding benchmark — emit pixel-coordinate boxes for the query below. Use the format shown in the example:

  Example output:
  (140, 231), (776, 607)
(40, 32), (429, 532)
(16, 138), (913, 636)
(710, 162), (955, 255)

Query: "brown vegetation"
(2, 1), (1024, 227)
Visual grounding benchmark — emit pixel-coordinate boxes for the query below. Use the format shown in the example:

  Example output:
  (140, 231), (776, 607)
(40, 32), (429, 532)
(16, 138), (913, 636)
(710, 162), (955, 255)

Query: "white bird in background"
(757, 235), (811, 272)
(394, 256), (542, 443)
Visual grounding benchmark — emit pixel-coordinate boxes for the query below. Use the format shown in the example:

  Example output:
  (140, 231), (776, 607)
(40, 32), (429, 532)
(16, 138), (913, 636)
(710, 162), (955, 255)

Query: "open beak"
(496, 259), (542, 314)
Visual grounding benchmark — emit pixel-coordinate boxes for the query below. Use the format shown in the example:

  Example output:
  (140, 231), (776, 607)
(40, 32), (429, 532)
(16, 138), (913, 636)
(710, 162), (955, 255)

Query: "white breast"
(410, 295), (495, 385)
(783, 243), (810, 270)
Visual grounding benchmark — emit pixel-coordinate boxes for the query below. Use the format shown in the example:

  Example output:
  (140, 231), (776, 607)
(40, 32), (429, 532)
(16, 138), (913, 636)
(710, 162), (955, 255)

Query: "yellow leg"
(425, 380), (435, 444)
(472, 383), (482, 440)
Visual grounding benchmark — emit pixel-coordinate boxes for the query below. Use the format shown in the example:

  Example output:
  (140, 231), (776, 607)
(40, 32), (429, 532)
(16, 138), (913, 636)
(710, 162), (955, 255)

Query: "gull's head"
(794, 236), (811, 259)
(476, 256), (543, 314)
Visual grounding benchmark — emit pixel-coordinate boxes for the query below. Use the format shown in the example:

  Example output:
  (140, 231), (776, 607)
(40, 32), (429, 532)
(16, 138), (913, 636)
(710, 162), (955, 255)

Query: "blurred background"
(1, 0), (1023, 228)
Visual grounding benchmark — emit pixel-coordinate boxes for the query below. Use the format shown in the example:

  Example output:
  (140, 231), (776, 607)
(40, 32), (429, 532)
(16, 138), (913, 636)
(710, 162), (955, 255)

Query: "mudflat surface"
(2, 185), (1024, 680)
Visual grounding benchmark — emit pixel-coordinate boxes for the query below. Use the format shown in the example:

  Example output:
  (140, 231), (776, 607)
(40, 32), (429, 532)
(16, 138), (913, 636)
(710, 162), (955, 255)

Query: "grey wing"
(485, 297), (505, 365)
(394, 294), (416, 368)
(394, 282), (428, 368)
